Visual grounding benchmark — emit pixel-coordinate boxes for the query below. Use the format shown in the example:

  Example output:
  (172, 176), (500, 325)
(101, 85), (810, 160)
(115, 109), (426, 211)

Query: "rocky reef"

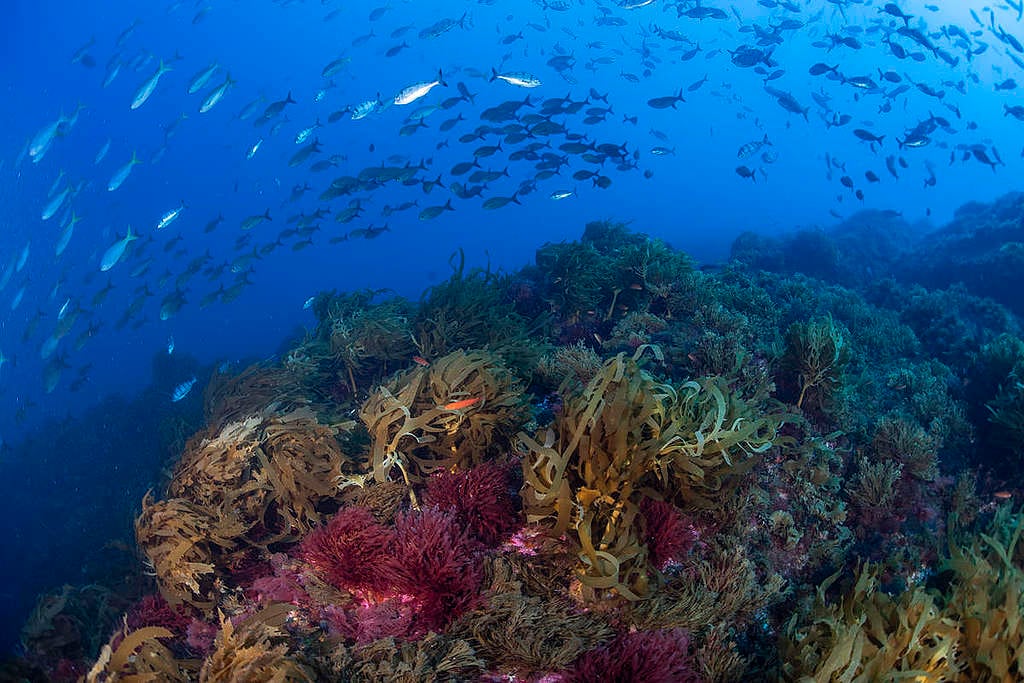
(8, 200), (1024, 681)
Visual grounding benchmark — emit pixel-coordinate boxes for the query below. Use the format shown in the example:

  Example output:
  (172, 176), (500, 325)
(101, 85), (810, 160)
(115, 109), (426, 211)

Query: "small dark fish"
(735, 165), (757, 181)
(853, 128), (885, 144)
(808, 63), (837, 76)
(647, 90), (685, 109)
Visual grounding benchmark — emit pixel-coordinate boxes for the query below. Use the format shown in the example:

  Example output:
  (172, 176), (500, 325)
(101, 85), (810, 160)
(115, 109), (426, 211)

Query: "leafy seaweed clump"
(782, 506), (1024, 681)
(783, 314), (850, 411)
(358, 349), (528, 487)
(519, 347), (784, 601)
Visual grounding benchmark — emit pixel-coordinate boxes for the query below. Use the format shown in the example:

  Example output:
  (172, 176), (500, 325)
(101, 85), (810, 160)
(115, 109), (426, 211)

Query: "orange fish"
(995, 490), (1013, 500)
(442, 397), (481, 411)
(629, 283), (644, 290)
(412, 355), (430, 367)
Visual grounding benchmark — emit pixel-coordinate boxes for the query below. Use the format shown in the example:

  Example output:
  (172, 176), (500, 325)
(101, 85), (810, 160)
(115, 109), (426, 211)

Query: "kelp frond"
(519, 347), (784, 601)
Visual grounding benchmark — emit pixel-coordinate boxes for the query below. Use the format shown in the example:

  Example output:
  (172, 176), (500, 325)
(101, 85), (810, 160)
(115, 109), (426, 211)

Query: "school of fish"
(3, 0), (1023, 417)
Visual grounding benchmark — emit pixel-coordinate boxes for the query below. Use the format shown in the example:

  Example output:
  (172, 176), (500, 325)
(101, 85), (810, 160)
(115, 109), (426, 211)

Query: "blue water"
(2, 0), (1023, 656)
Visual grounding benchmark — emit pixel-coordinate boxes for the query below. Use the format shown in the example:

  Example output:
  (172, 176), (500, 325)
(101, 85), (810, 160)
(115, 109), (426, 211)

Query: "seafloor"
(7, 194), (1024, 681)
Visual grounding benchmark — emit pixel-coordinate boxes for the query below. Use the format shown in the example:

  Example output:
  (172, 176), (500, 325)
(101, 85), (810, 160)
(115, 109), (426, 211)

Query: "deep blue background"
(2, 0), (1023, 654)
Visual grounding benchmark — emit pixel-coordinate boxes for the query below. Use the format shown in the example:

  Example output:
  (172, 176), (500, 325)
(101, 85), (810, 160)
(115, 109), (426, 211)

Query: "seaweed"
(783, 314), (850, 410)
(414, 249), (540, 375)
(519, 347), (784, 601)
(199, 606), (316, 682)
(450, 559), (614, 675)
(85, 624), (195, 682)
(137, 404), (351, 611)
(324, 632), (485, 682)
(358, 349), (527, 487)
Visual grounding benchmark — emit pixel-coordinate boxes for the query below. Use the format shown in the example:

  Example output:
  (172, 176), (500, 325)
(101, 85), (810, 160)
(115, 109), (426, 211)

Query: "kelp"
(85, 623), (196, 682)
(780, 564), (958, 682)
(519, 347), (784, 600)
(138, 405), (350, 610)
(135, 494), (227, 610)
(358, 349), (527, 486)
(168, 406), (348, 546)
(203, 365), (308, 433)
(200, 606), (317, 682)
(782, 507), (1024, 681)
(20, 584), (131, 672)
(944, 505), (1024, 681)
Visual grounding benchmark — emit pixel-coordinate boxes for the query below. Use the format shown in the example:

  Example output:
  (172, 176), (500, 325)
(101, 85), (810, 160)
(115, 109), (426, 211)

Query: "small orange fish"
(629, 283), (644, 290)
(412, 355), (430, 367)
(995, 490), (1013, 500)
(442, 397), (481, 411)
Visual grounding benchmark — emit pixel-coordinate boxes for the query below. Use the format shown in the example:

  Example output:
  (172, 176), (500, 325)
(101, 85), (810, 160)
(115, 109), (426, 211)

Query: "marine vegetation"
(12, 215), (1024, 681)
(358, 348), (527, 487)
(519, 347), (785, 601)
(781, 505), (1024, 682)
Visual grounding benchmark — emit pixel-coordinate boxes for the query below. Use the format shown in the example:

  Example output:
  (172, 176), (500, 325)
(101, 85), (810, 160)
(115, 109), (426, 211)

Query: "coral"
(423, 460), (521, 546)
(125, 594), (194, 632)
(300, 506), (398, 594)
(323, 598), (418, 644)
(564, 628), (702, 683)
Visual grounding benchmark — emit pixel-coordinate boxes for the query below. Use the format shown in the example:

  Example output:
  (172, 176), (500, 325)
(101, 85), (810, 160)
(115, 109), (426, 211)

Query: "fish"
(490, 69), (543, 88)
(167, 336), (175, 355)
(130, 59), (173, 110)
(186, 62), (219, 94)
(171, 376), (197, 402)
(41, 186), (71, 221)
(99, 226), (138, 271)
(441, 397), (481, 411)
(550, 188), (576, 200)
(737, 134), (771, 159)
(647, 91), (685, 109)
(107, 151), (141, 192)
(394, 70), (447, 105)
(199, 73), (235, 113)
(241, 209), (273, 230)
(157, 201), (186, 230)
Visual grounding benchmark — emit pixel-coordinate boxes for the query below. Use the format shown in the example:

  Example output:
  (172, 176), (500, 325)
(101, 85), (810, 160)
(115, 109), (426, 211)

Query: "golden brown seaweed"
(519, 347), (784, 601)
